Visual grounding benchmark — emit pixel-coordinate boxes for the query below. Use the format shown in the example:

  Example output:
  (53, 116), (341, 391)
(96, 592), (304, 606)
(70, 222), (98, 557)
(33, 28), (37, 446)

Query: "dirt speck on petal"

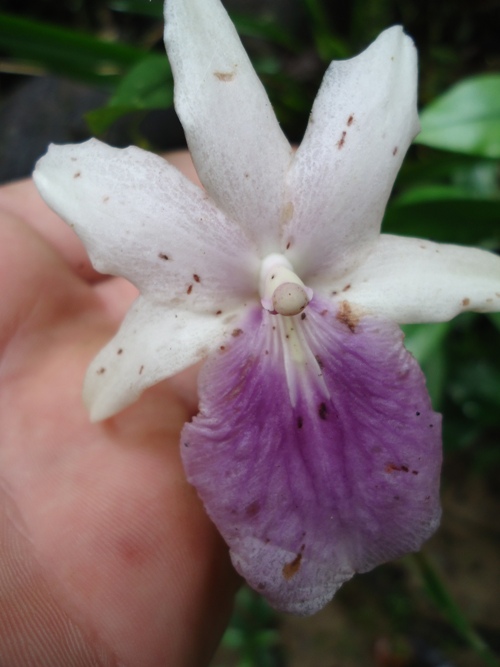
(385, 463), (409, 474)
(282, 553), (302, 580)
(336, 301), (359, 333)
(214, 70), (235, 81)
(245, 501), (261, 518)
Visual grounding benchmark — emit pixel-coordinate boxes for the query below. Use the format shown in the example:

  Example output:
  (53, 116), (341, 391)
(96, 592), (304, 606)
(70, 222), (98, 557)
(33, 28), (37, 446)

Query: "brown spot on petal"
(282, 553), (302, 580)
(245, 501), (261, 518)
(301, 312), (306, 320)
(187, 284), (193, 295)
(462, 297), (470, 306)
(337, 131), (347, 149)
(393, 146), (399, 156)
(103, 196), (110, 203)
(297, 416), (303, 429)
(97, 367), (106, 375)
(117, 349), (123, 355)
(336, 301), (359, 333)
(193, 274), (201, 283)
(385, 463), (409, 474)
(232, 328), (243, 337)
(347, 114), (354, 126)
(318, 402), (328, 420)
(139, 365), (144, 375)
(73, 171), (81, 178)
(214, 70), (235, 81)
(158, 253), (169, 261)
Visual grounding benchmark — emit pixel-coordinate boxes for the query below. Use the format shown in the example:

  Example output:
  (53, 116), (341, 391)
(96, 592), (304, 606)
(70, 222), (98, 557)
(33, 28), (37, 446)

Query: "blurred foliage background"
(1, 0), (500, 665)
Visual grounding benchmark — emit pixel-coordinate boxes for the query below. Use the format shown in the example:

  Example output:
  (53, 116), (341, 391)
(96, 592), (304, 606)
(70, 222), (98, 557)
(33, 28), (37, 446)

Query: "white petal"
(330, 235), (500, 324)
(84, 297), (245, 421)
(164, 0), (293, 254)
(285, 27), (420, 281)
(34, 140), (259, 310)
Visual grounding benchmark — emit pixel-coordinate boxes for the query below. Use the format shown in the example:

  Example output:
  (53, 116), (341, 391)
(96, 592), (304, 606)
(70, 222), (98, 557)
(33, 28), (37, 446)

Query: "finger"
(94, 276), (140, 324)
(0, 178), (103, 283)
(0, 490), (117, 666)
(0, 209), (97, 354)
(165, 150), (203, 187)
(0, 209), (237, 665)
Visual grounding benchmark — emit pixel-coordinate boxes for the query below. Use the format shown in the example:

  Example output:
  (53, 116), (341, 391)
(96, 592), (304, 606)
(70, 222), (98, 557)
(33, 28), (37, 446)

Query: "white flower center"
(259, 253), (313, 316)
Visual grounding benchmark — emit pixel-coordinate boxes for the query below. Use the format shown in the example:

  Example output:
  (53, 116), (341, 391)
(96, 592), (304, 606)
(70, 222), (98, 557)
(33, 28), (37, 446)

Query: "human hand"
(0, 152), (238, 667)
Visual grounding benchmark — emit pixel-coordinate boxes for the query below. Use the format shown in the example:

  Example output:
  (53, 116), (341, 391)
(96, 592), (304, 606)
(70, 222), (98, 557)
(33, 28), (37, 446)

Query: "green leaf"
(108, 0), (164, 19)
(85, 106), (134, 135)
(86, 54), (173, 134)
(109, 54), (172, 108)
(0, 12), (145, 85)
(383, 186), (500, 246)
(301, 0), (349, 60)
(401, 322), (451, 409)
(231, 13), (302, 52)
(488, 312), (500, 333)
(415, 75), (500, 158)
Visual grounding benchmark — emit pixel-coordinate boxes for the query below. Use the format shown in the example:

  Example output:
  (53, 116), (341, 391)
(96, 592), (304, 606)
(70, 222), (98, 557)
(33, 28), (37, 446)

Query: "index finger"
(0, 178), (102, 283)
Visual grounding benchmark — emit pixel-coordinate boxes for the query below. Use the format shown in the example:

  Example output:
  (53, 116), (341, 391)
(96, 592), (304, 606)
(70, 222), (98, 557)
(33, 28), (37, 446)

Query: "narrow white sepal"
(33, 139), (259, 309)
(164, 0), (293, 254)
(329, 234), (500, 324)
(84, 297), (245, 421)
(285, 27), (420, 282)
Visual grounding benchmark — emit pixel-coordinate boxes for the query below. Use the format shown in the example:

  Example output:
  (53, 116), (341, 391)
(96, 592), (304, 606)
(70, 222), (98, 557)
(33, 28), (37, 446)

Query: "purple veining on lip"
(181, 298), (442, 614)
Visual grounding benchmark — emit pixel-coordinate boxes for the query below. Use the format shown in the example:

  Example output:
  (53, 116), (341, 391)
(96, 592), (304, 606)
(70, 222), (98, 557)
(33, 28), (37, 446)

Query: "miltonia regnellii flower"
(34, 0), (500, 615)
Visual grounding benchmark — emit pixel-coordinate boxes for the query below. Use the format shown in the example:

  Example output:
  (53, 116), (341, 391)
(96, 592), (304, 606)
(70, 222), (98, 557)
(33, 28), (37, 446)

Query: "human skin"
(0, 151), (238, 667)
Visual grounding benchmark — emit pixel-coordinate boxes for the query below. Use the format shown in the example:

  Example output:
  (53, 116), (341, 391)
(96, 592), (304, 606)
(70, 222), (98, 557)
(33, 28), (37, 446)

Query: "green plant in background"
(1, 1), (499, 665)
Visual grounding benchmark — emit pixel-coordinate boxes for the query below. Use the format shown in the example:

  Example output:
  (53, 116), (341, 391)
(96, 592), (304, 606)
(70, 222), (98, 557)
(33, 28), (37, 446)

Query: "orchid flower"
(33, 0), (500, 615)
